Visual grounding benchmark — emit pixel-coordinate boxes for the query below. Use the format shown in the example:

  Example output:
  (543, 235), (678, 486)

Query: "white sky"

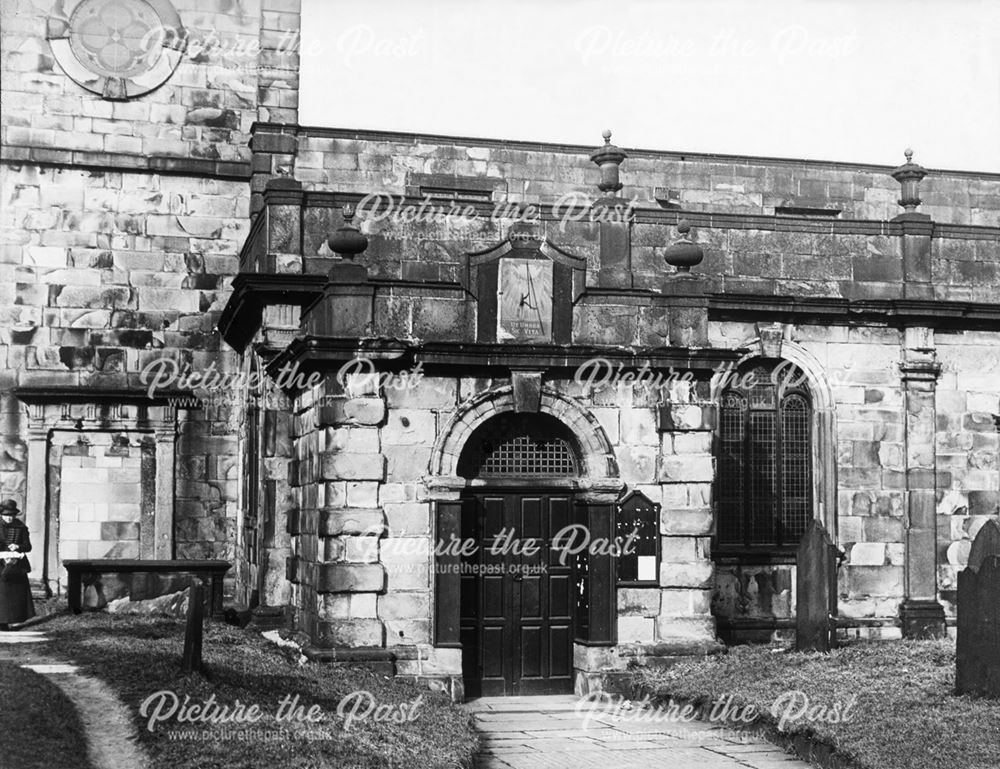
(299, 0), (1000, 172)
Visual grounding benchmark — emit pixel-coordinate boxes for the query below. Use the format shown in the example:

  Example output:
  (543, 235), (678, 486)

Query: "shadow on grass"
(39, 613), (478, 769)
(0, 661), (93, 769)
(630, 639), (1000, 769)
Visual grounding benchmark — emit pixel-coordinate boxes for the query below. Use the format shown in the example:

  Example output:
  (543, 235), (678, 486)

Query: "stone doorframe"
(710, 331), (838, 537)
(14, 389), (180, 596)
(425, 384), (625, 692)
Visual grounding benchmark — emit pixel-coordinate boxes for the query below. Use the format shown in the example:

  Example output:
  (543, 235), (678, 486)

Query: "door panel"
(460, 491), (576, 696)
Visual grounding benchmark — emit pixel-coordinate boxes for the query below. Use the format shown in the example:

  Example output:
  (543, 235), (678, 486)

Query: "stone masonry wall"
(1, 0), (300, 166)
(0, 164), (250, 572)
(287, 365), (721, 685)
(288, 129), (1000, 226)
(708, 321), (1000, 634)
(935, 331), (1000, 618)
(1, 0), (303, 599)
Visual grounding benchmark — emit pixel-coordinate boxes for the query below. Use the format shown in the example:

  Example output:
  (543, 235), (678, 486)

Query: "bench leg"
(211, 574), (224, 619)
(67, 570), (82, 614)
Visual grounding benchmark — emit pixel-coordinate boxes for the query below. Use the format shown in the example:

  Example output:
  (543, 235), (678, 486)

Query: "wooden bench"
(63, 559), (231, 619)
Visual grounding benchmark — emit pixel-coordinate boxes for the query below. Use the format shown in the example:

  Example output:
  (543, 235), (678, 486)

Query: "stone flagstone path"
(463, 695), (815, 769)
(0, 628), (150, 769)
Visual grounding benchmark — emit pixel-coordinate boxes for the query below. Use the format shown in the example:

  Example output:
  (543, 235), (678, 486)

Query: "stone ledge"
(0, 145), (251, 180)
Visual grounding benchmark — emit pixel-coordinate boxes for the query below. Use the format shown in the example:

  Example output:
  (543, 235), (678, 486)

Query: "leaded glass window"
(717, 361), (813, 549)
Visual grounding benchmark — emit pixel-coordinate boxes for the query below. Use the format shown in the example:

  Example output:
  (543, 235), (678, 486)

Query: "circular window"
(47, 0), (186, 100)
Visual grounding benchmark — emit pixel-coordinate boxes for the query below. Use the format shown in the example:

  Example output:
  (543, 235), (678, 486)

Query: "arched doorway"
(457, 412), (581, 696)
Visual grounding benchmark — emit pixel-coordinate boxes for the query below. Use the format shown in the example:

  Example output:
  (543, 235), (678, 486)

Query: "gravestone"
(182, 579), (205, 675)
(796, 520), (839, 652)
(956, 519), (1000, 697)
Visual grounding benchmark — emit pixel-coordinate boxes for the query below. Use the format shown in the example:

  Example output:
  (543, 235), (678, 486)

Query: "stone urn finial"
(663, 219), (704, 273)
(589, 129), (627, 194)
(327, 204), (369, 260)
(890, 147), (928, 214)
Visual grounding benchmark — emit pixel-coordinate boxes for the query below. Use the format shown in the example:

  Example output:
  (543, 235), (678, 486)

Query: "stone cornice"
(264, 337), (745, 394)
(254, 186), (1000, 240)
(218, 273), (328, 353)
(11, 387), (197, 405)
(0, 145), (251, 181)
(708, 294), (1000, 330)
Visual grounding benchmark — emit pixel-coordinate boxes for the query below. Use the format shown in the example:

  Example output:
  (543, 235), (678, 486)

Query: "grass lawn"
(0, 660), (93, 769)
(38, 613), (477, 769)
(631, 639), (1000, 769)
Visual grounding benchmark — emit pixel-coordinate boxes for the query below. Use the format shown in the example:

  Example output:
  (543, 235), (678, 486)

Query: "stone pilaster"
(313, 373), (387, 649)
(899, 327), (946, 638)
(656, 379), (720, 652)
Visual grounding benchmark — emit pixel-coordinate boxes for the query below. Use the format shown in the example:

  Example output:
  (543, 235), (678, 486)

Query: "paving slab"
(467, 694), (815, 769)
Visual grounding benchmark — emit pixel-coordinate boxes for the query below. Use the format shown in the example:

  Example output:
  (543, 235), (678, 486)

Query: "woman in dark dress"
(0, 499), (35, 630)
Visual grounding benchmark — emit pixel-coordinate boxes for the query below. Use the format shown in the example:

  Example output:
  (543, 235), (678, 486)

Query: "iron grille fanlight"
(458, 413), (579, 479)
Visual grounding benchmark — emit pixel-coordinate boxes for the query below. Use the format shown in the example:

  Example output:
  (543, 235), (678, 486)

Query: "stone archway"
(710, 335), (838, 535)
(429, 385), (619, 490)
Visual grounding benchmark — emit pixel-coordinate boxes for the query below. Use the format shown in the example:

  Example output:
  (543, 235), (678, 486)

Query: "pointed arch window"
(717, 361), (813, 550)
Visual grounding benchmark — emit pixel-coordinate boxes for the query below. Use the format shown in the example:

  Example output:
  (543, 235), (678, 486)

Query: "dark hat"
(0, 500), (21, 516)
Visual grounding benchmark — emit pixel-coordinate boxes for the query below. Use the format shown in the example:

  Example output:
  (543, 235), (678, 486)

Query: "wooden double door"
(460, 490), (576, 697)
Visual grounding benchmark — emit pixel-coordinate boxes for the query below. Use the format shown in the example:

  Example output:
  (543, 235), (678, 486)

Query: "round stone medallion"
(47, 0), (186, 100)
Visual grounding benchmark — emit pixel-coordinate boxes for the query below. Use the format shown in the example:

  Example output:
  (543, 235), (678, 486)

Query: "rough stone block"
(384, 378), (457, 410)
(380, 536), (430, 564)
(343, 398), (386, 426)
(846, 565), (904, 598)
(384, 562), (430, 590)
(385, 619), (431, 645)
(345, 536), (380, 563)
(320, 452), (386, 481)
(661, 508), (713, 536)
(617, 617), (655, 643)
(850, 542), (887, 566)
(660, 588), (712, 616)
(384, 445), (432, 482)
(346, 481), (379, 508)
(318, 563), (385, 593)
(324, 427), (380, 454)
(382, 410), (437, 445)
(378, 592), (430, 621)
(655, 616), (716, 643)
(617, 445), (657, 483)
(658, 454), (714, 483)
(317, 618), (384, 648)
(660, 559), (714, 589)
(383, 503), (431, 536)
(672, 432), (713, 454)
(319, 508), (385, 536)
(318, 397), (386, 427)
(321, 593), (378, 620)
(617, 588), (660, 617)
(620, 409), (658, 446)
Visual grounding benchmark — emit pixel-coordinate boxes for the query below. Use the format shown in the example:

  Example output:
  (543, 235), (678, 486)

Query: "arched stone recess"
(427, 385), (620, 496)
(710, 332), (838, 537)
